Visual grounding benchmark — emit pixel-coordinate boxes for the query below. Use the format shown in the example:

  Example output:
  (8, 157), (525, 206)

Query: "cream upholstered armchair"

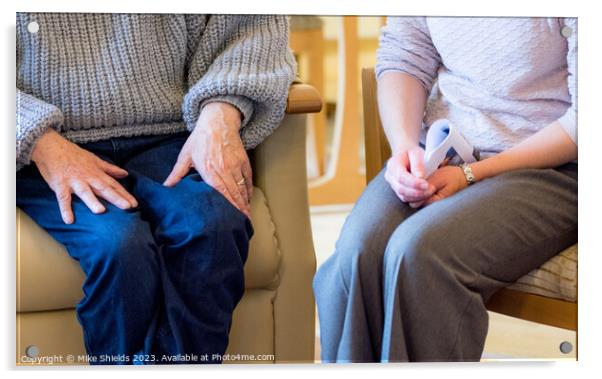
(16, 82), (322, 365)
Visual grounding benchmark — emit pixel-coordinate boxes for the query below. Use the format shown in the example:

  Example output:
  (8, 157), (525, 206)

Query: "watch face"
(460, 164), (475, 184)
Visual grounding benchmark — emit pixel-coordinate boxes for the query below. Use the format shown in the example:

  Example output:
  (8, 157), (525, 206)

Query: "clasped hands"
(384, 145), (470, 208)
(31, 102), (252, 224)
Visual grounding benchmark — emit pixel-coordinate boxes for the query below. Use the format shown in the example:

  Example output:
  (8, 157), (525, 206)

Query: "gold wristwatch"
(459, 163), (476, 185)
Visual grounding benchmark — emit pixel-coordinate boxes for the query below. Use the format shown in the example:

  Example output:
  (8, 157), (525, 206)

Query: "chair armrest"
(251, 83), (319, 362)
(286, 81), (323, 114)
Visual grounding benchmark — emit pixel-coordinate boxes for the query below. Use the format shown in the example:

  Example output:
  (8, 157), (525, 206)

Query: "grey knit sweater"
(16, 13), (297, 169)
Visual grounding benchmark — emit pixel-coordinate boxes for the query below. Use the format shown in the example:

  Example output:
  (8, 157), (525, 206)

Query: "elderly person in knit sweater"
(16, 13), (296, 364)
(314, 17), (577, 362)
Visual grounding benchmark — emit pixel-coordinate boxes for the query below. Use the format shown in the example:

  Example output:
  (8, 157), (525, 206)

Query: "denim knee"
(151, 175), (252, 250)
(78, 209), (158, 281)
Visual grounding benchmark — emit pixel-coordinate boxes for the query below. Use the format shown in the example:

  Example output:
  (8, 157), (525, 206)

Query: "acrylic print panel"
(16, 11), (577, 365)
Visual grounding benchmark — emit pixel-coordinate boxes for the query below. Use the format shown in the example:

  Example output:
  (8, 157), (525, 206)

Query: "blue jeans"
(17, 132), (253, 364)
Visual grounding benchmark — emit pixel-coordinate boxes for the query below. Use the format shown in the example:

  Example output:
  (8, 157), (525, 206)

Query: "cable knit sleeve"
(16, 88), (63, 169)
(376, 17), (442, 93)
(182, 15), (297, 150)
(557, 18), (577, 144)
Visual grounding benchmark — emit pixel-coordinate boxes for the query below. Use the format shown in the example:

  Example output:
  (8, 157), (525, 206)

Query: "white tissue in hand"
(424, 119), (477, 178)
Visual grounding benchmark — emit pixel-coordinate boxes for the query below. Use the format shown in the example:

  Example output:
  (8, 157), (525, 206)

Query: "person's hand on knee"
(31, 129), (139, 224)
(163, 102), (252, 219)
(384, 145), (435, 208)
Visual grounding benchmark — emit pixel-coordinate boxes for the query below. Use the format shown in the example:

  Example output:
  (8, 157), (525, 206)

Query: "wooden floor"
(310, 206), (577, 362)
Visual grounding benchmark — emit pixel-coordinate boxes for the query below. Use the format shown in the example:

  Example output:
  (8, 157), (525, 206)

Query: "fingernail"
(420, 182), (429, 190)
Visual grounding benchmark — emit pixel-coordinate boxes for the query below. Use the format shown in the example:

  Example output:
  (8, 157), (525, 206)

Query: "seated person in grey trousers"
(16, 13), (296, 364)
(313, 17), (577, 362)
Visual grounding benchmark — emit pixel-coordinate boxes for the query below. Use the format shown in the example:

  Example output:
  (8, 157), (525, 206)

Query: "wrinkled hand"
(31, 129), (138, 224)
(422, 165), (468, 206)
(384, 145), (435, 207)
(163, 102), (253, 218)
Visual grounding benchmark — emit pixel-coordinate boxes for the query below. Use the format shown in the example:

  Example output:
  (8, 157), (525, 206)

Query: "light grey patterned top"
(376, 17), (577, 157)
(16, 13), (297, 169)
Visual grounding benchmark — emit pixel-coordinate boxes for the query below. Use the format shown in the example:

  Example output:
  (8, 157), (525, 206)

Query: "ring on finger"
(236, 178), (246, 186)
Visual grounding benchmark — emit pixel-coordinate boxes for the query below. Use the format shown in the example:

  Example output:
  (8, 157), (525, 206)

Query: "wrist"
(470, 156), (508, 183)
(199, 101), (243, 131)
(31, 128), (60, 163)
(392, 140), (420, 156)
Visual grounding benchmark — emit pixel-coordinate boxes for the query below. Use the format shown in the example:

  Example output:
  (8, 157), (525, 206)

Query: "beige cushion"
(225, 289), (276, 362)
(16, 186), (281, 313)
(509, 244), (577, 302)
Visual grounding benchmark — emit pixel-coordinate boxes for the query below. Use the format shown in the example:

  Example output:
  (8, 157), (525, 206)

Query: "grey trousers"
(313, 164), (577, 362)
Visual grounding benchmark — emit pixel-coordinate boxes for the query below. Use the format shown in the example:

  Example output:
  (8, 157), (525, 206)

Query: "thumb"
(408, 148), (425, 179)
